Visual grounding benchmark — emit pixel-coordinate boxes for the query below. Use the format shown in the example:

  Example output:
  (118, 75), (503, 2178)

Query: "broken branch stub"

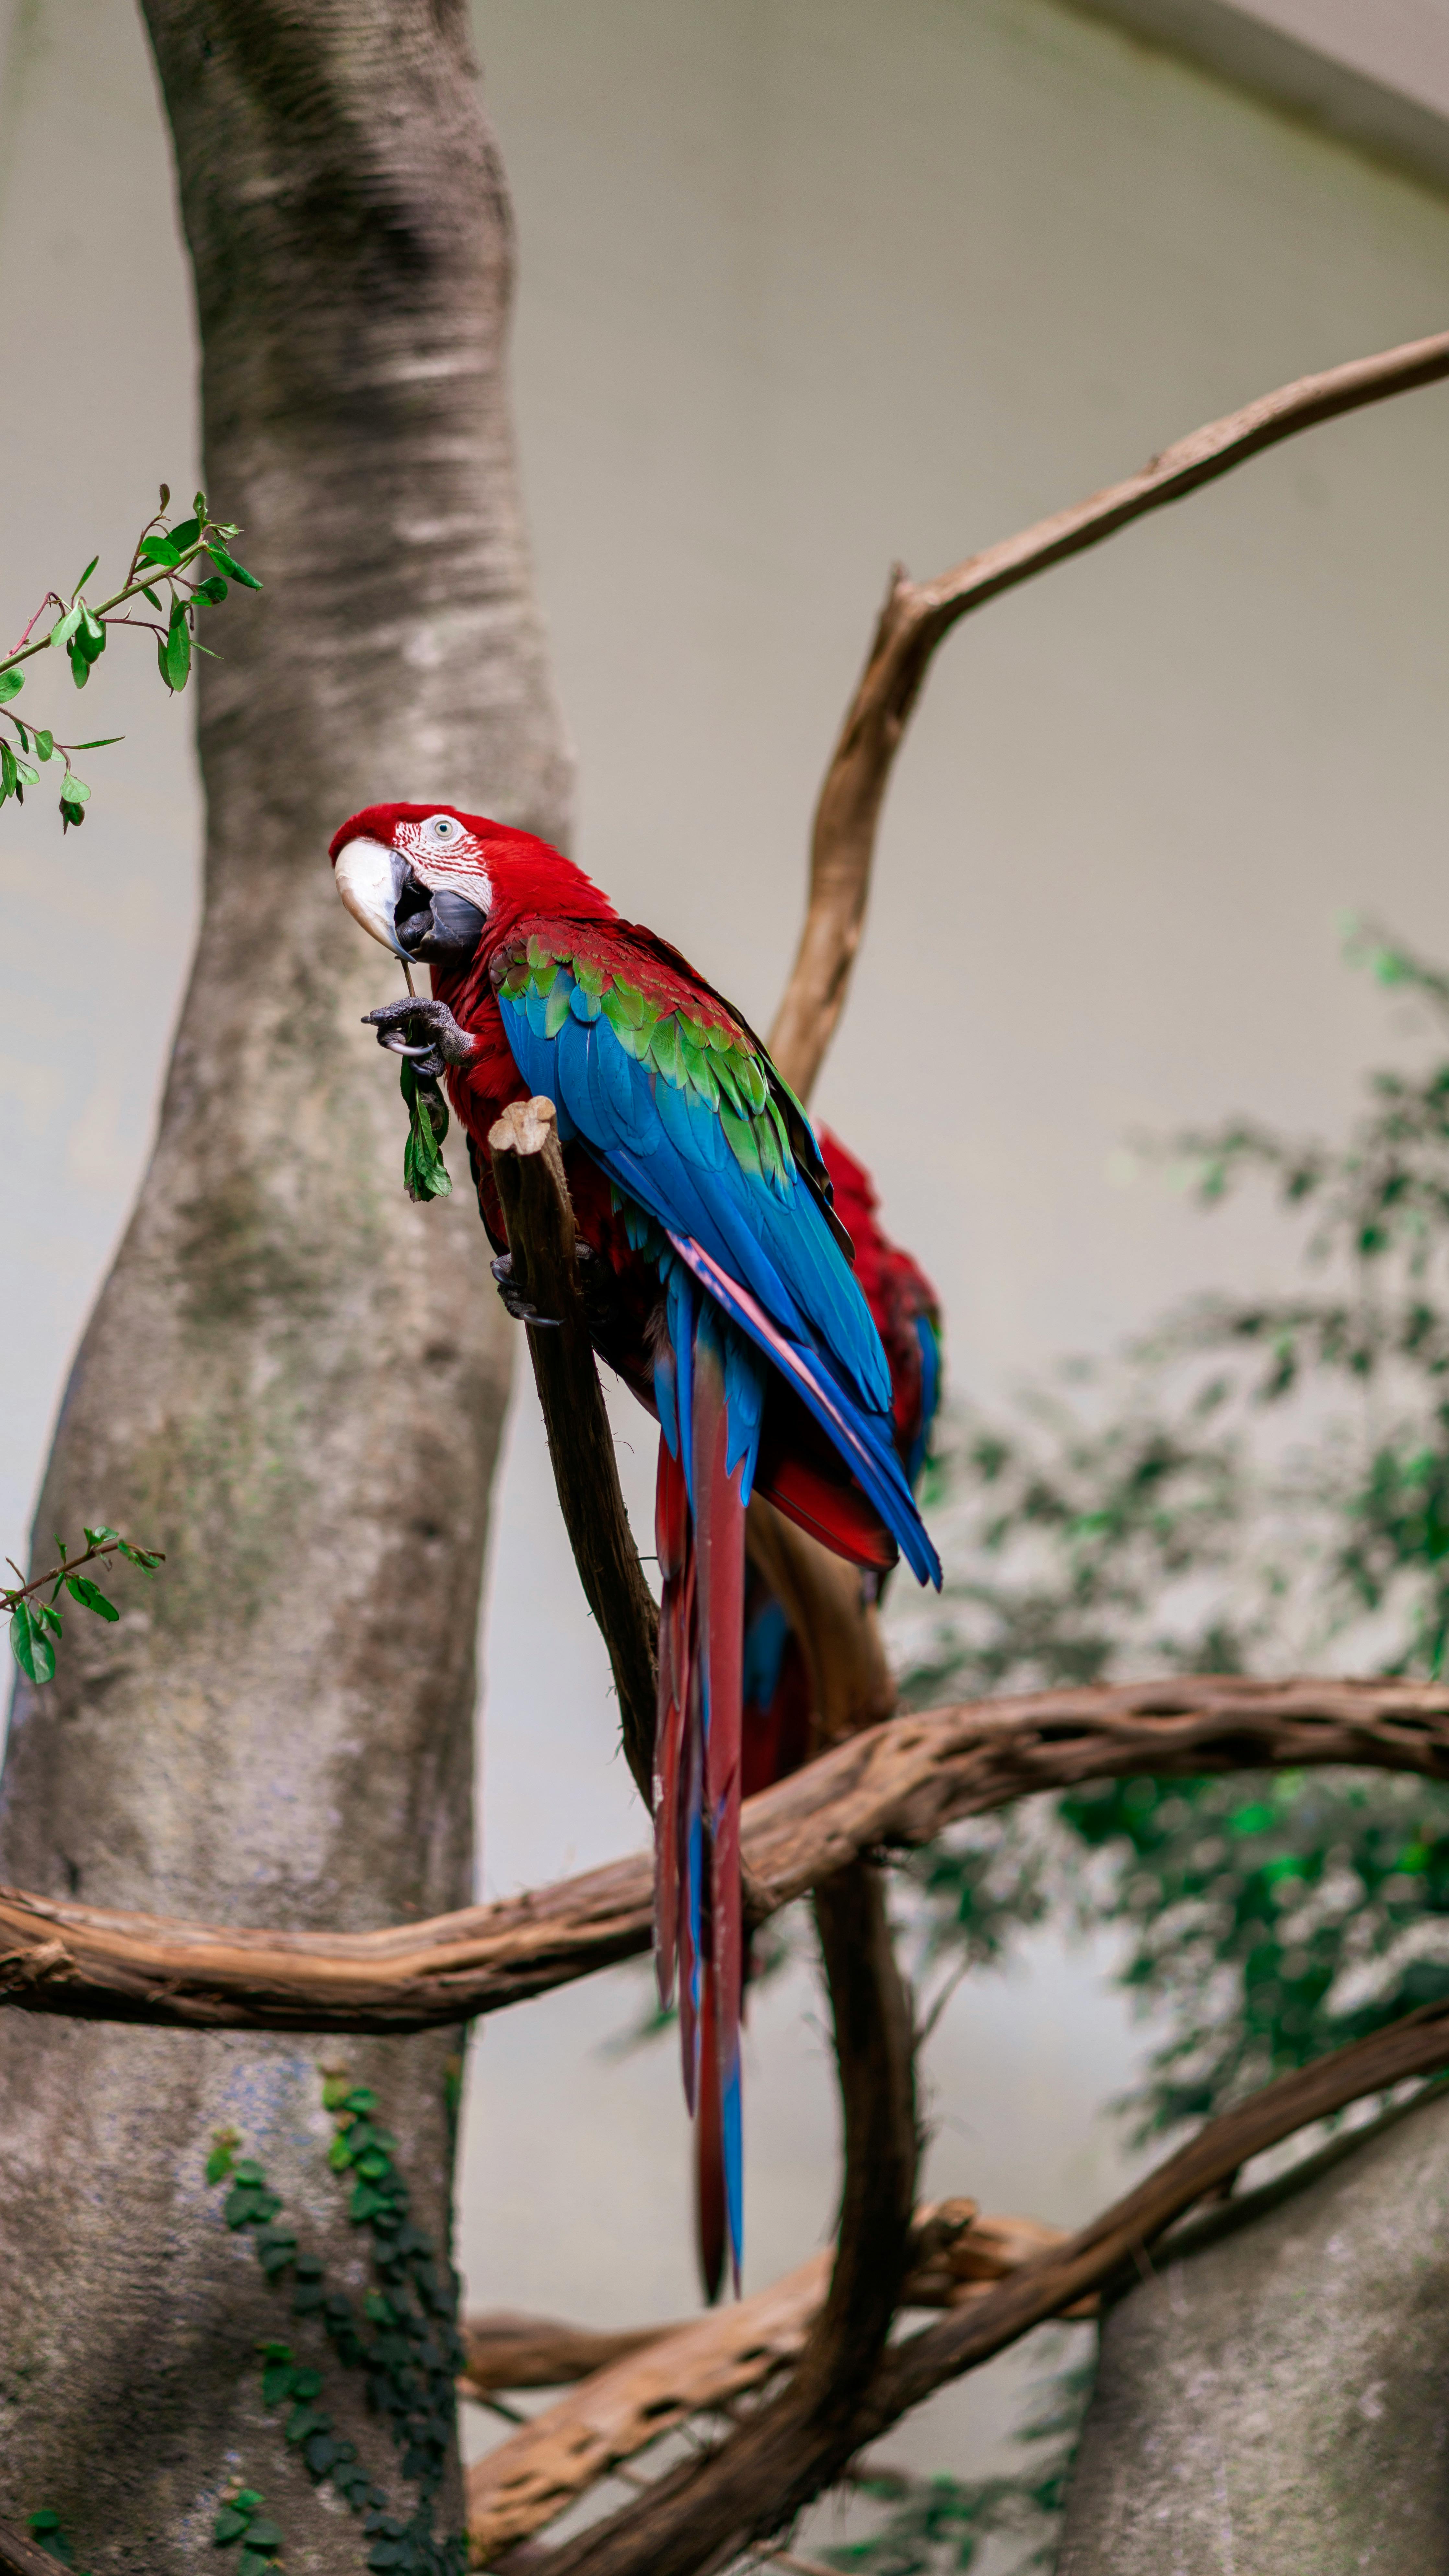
(488, 1096), (658, 1802)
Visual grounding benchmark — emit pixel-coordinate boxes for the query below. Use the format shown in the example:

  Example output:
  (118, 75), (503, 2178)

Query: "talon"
(489, 1255), (561, 1328)
(363, 998), (477, 1067)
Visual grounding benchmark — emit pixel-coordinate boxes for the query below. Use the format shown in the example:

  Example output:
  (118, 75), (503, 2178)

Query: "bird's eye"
(425, 814), (459, 843)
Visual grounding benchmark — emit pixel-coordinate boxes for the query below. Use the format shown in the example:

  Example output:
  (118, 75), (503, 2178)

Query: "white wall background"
(3, 0), (1449, 2524)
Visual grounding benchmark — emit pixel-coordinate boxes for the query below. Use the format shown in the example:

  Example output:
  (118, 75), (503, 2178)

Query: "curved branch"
(768, 325), (1449, 1099)
(5, 1675), (1449, 2029)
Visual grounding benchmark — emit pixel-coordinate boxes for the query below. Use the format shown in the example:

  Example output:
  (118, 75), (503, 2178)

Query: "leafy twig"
(0, 483), (260, 830)
(4, 1526), (163, 1687)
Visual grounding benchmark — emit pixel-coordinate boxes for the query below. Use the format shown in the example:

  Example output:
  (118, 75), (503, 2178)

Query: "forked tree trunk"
(0, 3), (569, 2558)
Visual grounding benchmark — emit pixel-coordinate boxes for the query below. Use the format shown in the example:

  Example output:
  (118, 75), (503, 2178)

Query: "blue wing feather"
(499, 969), (938, 1586)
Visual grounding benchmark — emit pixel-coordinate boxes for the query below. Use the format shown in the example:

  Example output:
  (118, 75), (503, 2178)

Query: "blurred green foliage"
(848, 929), (1449, 2572)
(899, 925), (1449, 2141)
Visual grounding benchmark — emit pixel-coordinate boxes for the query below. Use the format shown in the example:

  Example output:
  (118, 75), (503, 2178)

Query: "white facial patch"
(334, 836), (403, 953)
(398, 814), (493, 918)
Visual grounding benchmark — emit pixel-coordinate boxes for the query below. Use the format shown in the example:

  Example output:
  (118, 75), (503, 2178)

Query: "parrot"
(741, 1128), (942, 1803)
(327, 802), (941, 2296)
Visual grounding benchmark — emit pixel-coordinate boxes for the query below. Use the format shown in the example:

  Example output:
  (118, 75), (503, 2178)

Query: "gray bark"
(0, 2), (570, 2561)
(1059, 2087), (1449, 2574)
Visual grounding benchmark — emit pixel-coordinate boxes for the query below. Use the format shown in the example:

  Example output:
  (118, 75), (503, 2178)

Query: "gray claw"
(490, 1254), (561, 1328)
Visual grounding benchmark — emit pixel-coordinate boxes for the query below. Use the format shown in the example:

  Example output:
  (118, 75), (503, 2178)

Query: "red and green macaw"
(328, 804), (940, 2296)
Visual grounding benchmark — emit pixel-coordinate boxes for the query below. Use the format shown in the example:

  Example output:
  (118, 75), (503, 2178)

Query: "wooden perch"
(466, 2255), (831, 2557)
(768, 324), (1449, 1101)
(488, 1096), (659, 1801)
(6, 1674), (1449, 2029)
(462, 2201), (1084, 2558)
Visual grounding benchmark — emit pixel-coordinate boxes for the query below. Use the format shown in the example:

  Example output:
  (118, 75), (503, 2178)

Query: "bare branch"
(768, 325), (1449, 1099)
(489, 1096), (659, 1801)
(462, 2315), (675, 2395)
(466, 2256), (830, 2556)
(461, 2203), (1083, 2552)
(6, 1675), (1449, 2029)
(0, 2524), (67, 2576)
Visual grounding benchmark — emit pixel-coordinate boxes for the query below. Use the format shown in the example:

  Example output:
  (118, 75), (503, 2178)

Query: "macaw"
(741, 1129), (942, 1803)
(328, 803), (940, 2296)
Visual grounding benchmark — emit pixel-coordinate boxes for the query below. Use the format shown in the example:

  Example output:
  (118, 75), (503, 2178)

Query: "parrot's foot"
(490, 1253), (562, 1328)
(364, 996), (477, 1080)
(490, 1244), (613, 1332)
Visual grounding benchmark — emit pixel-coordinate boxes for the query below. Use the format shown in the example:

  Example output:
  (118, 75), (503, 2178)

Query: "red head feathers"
(328, 803), (615, 964)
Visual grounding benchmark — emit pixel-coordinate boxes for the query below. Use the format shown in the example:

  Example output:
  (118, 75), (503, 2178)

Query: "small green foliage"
(212, 2489), (283, 2561)
(0, 485), (258, 829)
(3, 1526), (162, 1688)
(205, 2068), (468, 2576)
(400, 1059), (451, 1203)
(26, 2509), (78, 2568)
(206, 2128), (240, 2185)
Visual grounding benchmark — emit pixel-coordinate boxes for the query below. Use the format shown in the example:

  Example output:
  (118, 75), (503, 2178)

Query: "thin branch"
(462, 2315), (674, 2394)
(6, 1675), (1449, 2028)
(767, 324), (1449, 1100)
(489, 1096), (659, 1801)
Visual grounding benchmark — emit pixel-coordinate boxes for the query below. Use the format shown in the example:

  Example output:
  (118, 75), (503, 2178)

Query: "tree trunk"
(0, 4), (569, 2562)
(1058, 2088), (1449, 2573)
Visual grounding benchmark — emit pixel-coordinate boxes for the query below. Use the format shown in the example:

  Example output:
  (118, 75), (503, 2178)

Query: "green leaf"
(118, 1539), (163, 1571)
(59, 798), (86, 831)
(33, 730), (53, 761)
(213, 2508), (250, 2545)
(138, 532), (181, 569)
(205, 543), (262, 590)
(0, 669), (23, 703)
(10, 1603), (55, 1685)
(26, 2513), (61, 2535)
(235, 2490), (263, 2511)
(162, 596), (191, 693)
(328, 2134), (353, 2170)
(194, 574), (229, 605)
(238, 2553), (275, 2576)
(36, 1601), (62, 1638)
(141, 583), (165, 611)
(66, 738), (122, 752)
(61, 774), (90, 804)
(343, 2087), (377, 2112)
(65, 1573), (120, 1621)
(321, 2072), (351, 2110)
(261, 2359), (296, 2405)
(168, 516), (201, 551)
(82, 1525), (118, 1545)
(49, 605), (81, 653)
(0, 741), (17, 801)
(205, 2135), (237, 2185)
(245, 2521), (284, 2553)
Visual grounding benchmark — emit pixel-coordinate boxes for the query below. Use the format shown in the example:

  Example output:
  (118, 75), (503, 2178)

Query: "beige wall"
(4, 0), (1449, 2507)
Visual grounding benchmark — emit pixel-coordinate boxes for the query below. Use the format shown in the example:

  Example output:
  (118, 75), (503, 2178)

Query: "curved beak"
(334, 835), (410, 958)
